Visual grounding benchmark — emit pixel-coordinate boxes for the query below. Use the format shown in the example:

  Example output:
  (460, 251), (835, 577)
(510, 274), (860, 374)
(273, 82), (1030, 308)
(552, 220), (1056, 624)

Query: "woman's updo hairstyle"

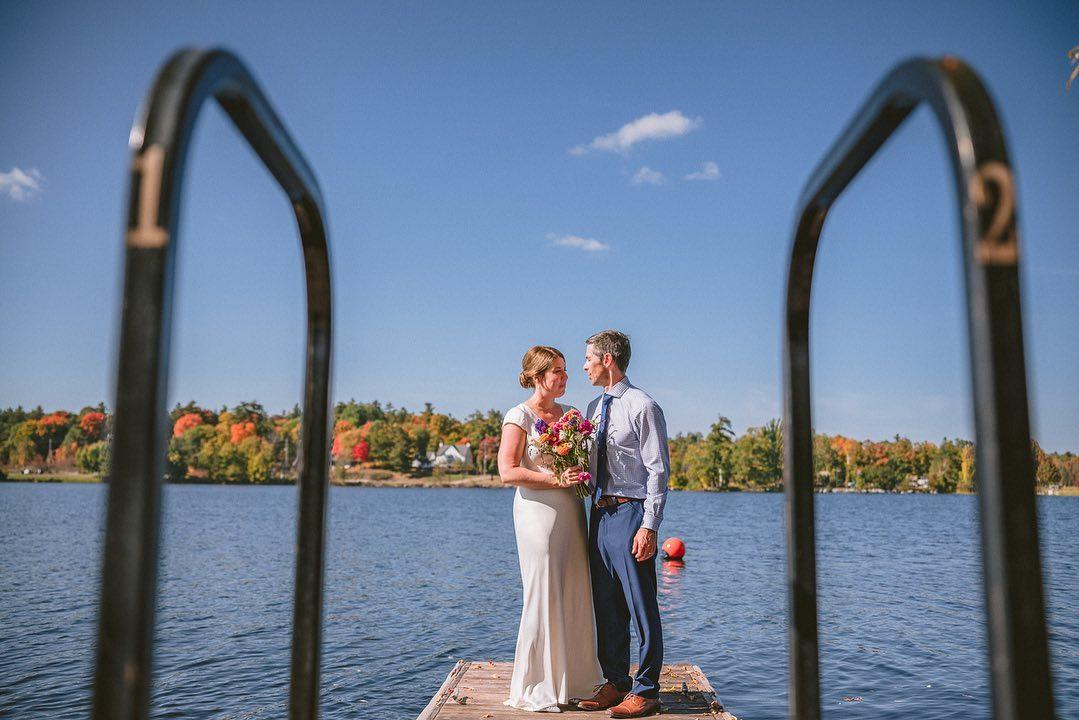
(519, 346), (565, 388)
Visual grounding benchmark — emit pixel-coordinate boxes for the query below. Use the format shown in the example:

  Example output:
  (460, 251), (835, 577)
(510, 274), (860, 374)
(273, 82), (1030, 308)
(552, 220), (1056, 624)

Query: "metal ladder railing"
(92, 48), (333, 720)
(782, 56), (1055, 720)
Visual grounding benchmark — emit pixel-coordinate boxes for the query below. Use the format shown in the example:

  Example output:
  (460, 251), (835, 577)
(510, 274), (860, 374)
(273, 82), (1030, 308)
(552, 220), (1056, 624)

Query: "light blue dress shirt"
(586, 377), (670, 532)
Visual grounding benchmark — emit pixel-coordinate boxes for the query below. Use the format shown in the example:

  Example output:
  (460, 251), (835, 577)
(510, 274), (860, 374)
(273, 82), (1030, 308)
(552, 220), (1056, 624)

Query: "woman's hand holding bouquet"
(531, 409), (595, 500)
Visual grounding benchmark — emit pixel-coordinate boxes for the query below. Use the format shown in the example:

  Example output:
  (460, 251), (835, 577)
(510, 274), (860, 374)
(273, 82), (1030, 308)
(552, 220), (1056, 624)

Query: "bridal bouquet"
(531, 409), (595, 500)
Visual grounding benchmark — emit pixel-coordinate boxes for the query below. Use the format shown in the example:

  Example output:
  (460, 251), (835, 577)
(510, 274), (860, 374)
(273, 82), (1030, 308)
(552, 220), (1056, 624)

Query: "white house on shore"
(428, 442), (473, 469)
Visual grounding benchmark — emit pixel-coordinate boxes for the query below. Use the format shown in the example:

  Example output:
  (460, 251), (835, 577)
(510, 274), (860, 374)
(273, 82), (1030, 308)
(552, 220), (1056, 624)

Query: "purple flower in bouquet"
(534, 419), (548, 433)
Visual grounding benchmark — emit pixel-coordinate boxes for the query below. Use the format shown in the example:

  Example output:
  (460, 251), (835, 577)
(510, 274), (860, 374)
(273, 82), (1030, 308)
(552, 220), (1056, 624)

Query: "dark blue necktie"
(593, 393), (613, 504)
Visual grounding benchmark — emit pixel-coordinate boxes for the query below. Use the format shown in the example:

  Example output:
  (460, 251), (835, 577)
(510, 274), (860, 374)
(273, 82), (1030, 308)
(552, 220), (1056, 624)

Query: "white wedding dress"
(503, 403), (605, 712)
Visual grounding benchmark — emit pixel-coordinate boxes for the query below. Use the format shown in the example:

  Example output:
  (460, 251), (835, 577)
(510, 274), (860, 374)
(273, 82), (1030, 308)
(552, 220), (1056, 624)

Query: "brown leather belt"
(594, 495), (637, 508)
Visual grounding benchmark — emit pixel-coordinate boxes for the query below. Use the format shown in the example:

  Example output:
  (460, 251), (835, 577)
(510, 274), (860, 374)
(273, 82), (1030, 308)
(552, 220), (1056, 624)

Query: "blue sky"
(1, 1), (1076, 452)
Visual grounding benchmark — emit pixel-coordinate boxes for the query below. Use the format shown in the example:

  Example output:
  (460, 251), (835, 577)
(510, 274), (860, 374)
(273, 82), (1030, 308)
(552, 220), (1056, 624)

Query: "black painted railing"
(783, 57), (1056, 720)
(92, 48), (333, 720)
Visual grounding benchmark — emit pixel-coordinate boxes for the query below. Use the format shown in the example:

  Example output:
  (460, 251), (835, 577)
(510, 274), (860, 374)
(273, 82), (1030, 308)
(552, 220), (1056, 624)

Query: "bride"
(498, 345), (605, 712)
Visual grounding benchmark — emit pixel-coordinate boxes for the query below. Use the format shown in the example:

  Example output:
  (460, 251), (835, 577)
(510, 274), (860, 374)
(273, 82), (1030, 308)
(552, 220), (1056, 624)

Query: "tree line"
(1, 402), (1075, 491)
(0, 400), (503, 483)
(669, 416), (1077, 492)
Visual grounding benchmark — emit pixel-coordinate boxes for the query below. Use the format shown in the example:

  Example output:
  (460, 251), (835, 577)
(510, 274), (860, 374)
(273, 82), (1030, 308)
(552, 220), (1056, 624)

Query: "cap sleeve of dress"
(503, 405), (530, 432)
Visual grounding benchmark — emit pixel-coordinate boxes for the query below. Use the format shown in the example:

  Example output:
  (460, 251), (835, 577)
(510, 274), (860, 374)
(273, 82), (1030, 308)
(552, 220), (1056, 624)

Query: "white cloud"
(570, 110), (702, 155)
(547, 233), (609, 252)
(631, 166), (667, 186)
(0, 167), (44, 201)
(684, 161), (720, 181)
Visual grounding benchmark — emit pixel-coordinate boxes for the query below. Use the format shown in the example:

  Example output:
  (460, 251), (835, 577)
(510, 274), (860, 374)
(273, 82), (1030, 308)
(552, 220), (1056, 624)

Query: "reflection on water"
(0, 485), (1076, 719)
(658, 559), (686, 614)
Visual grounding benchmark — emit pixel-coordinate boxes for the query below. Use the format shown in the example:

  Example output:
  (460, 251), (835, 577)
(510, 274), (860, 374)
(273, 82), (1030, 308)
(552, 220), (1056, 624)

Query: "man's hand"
(631, 527), (657, 562)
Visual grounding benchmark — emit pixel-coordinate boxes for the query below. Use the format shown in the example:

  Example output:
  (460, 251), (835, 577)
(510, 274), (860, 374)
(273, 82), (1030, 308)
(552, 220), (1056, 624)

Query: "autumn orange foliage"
(173, 413), (203, 437)
(37, 411), (72, 436)
(330, 426), (367, 462)
(230, 421), (256, 444)
(830, 436), (858, 458)
(80, 411), (107, 439)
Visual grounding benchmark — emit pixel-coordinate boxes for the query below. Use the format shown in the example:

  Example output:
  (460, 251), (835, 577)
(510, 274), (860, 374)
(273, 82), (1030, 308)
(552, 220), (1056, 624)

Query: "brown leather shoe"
(608, 692), (661, 718)
(577, 682), (629, 711)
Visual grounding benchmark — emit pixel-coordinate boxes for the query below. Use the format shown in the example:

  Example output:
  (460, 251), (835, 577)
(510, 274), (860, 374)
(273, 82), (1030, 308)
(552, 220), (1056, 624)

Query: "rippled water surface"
(1, 484), (1076, 719)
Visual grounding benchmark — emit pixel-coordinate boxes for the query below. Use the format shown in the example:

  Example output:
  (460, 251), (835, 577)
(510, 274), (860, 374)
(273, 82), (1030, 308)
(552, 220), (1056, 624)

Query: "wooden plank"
(689, 665), (738, 720)
(417, 659), (471, 720)
(420, 661), (738, 719)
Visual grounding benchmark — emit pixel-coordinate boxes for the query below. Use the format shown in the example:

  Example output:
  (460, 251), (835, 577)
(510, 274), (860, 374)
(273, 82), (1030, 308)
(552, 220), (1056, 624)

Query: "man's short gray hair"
(586, 329), (631, 373)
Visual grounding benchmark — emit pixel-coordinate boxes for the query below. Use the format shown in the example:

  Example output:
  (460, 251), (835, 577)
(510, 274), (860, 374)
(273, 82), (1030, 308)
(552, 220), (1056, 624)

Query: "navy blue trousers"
(588, 499), (664, 698)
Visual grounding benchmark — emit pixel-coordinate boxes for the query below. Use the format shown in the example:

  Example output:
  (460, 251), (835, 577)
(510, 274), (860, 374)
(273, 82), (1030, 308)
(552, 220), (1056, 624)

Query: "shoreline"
(4, 472), (1077, 496)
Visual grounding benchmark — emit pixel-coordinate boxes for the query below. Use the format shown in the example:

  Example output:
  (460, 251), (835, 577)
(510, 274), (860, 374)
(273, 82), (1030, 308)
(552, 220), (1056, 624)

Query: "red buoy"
(661, 537), (685, 560)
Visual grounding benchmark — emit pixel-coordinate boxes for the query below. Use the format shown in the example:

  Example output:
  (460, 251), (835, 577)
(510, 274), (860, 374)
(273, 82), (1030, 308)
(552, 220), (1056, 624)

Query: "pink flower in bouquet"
(578, 471), (592, 484)
(579, 419), (593, 434)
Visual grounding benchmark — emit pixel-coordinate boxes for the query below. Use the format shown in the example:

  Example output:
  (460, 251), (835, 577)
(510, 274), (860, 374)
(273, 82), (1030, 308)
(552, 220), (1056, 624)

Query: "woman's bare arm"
(498, 423), (571, 489)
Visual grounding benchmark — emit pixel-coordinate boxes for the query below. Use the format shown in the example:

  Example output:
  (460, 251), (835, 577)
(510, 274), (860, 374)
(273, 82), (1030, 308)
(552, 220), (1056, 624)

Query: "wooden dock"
(418, 661), (738, 719)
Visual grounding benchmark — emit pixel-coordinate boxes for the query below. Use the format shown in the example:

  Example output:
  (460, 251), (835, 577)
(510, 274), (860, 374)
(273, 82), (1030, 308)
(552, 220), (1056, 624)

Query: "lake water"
(0, 484), (1075, 719)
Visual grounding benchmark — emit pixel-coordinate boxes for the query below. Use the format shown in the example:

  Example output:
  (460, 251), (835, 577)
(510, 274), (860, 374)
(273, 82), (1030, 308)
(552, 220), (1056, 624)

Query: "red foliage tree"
(80, 411), (107, 440)
(32, 411), (72, 463)
(476, 435), (500, 474)
(173, 413), (203, 437)
(37, 412), (73, 454)
(353, 440), (370, 462)
(230, 421), (256, 445)
(37, 411), (72, 436)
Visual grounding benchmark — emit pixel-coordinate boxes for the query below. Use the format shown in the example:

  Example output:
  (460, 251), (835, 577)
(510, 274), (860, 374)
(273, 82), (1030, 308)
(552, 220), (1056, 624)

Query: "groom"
(577, 330), (670, 718)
